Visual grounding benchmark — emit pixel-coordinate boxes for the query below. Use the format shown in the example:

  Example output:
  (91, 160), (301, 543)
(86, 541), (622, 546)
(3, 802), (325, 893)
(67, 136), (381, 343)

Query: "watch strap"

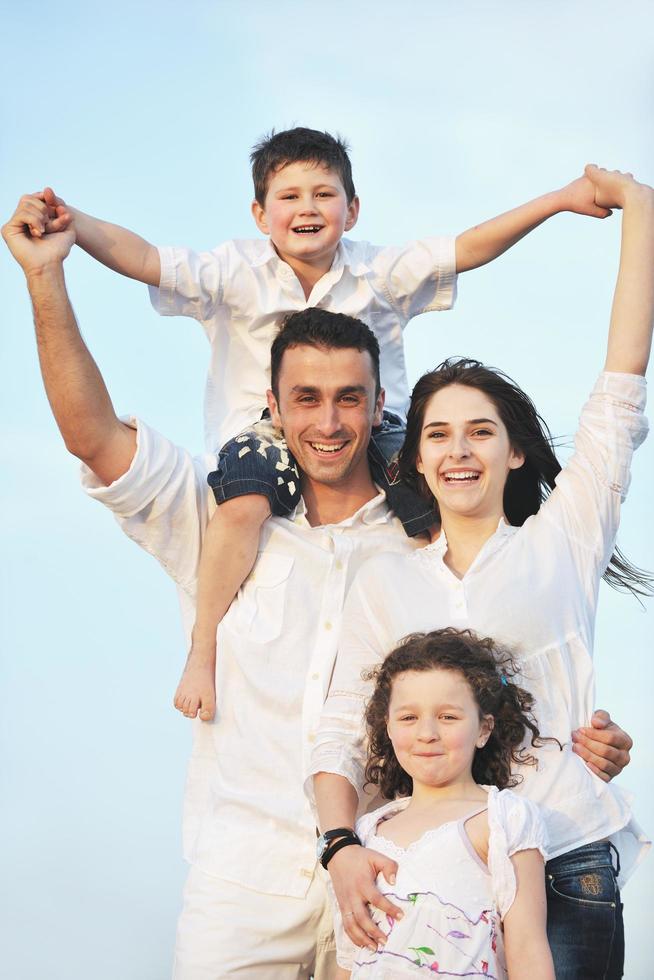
(321, 832), (362, 869)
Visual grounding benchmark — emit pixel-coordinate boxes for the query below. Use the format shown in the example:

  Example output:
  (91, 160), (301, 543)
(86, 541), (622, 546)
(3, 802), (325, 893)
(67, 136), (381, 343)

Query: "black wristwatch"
(316, 827), (362, 869)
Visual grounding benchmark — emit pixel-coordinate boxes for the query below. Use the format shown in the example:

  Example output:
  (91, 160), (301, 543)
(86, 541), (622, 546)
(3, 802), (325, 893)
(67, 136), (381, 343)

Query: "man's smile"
(308, 439), (349, 456)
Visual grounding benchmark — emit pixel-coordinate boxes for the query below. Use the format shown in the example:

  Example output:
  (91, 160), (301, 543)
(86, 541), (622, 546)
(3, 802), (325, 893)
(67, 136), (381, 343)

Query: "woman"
(310, 166), (652, 979)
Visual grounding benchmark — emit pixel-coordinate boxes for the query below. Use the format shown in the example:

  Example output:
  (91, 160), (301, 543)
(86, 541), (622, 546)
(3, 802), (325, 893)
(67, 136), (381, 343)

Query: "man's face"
(252, 161), (359, 272)
(267, 344), (383, 490)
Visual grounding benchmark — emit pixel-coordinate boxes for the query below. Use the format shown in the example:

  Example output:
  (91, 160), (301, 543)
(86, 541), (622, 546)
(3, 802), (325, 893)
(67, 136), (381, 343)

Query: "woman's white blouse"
(309, 372), (650, 885)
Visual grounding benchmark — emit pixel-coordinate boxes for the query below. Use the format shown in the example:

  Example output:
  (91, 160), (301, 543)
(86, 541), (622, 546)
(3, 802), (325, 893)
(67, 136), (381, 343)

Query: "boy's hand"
(2, 194), (75, 274)
(584, 164), (652, 211)
(42, 186), (71, 231)
(558, 174), (613, 218)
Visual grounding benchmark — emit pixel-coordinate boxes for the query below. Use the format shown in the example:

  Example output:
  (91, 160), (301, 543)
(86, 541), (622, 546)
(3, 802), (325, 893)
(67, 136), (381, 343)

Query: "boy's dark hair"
(270, 308), (380, 399)
(364, 628), (559, 799)
(250, 127), (356, 206)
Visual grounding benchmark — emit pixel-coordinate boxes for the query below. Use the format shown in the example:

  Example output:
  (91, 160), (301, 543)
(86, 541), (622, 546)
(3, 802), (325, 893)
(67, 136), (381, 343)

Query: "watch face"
(316, 835), (328, 860)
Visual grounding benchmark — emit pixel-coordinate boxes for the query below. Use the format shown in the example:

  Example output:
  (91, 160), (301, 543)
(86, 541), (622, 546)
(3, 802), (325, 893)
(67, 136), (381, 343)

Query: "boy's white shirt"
(149, 236), (457, 449)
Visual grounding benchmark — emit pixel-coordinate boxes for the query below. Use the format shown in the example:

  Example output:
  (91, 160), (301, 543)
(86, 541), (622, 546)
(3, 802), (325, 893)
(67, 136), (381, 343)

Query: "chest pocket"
(225, 552), (294, 644)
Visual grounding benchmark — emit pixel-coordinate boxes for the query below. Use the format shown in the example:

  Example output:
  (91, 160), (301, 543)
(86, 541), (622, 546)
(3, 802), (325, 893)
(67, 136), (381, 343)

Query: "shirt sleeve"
(307, 558), (395, 802)
(372, 237), (458, 322)
(80, 417), (210, 596)
(148, 244), (225, 327)
(487, 788), (549, 920)
(536, 371), (648, 590)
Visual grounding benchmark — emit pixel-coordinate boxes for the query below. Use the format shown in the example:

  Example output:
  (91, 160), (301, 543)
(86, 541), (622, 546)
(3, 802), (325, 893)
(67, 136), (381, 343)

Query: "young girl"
(328, 628), (554, 979)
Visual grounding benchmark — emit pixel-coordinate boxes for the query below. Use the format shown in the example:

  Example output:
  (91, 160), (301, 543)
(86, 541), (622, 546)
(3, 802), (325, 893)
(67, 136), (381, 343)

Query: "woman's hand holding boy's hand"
(328, 844), (401, 950)
(557, 173), (613, 218)
(584, 164), (654, 211)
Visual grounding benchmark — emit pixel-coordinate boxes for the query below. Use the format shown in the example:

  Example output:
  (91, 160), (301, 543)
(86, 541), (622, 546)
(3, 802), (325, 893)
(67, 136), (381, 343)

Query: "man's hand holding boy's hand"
(2, 193), (75, 275)
(557, 173), (613, 219)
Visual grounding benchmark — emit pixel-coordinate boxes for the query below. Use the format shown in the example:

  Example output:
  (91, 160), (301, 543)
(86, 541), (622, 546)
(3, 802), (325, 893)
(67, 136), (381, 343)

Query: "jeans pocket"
(547, 865), (618, 908)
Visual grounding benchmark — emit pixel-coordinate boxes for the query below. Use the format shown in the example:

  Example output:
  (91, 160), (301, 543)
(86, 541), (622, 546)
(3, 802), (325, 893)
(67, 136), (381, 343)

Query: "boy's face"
(252, 161), (359, 273)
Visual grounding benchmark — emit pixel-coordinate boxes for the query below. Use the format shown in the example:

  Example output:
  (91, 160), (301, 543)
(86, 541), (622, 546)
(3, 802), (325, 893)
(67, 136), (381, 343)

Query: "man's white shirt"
(81, 418), (417, 897)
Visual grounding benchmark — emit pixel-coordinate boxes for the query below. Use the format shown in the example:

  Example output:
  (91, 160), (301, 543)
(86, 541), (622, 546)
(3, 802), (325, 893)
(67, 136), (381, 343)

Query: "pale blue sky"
(1, 2), (653, 977)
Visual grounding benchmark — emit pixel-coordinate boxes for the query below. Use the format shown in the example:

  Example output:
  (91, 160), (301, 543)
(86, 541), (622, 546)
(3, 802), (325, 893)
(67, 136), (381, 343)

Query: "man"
(2, 197), (633, 979)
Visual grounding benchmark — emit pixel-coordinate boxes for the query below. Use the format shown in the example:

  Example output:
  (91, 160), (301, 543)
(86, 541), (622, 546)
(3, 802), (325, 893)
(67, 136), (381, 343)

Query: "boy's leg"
(367, 411), (437, 537)
(173, 865), (335, 979)
(174, 494), (271, 720)
(174, 417), (301, 721)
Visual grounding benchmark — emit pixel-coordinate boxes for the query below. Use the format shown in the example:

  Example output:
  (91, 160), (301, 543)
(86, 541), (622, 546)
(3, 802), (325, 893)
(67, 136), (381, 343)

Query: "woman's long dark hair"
(398, 357), (651, 598)
(364, 629), (556, 799)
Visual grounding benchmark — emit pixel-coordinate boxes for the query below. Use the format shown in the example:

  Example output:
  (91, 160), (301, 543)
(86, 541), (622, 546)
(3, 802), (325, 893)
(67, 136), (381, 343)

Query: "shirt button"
(324, 622), (333, 631)
(335, 560), (343, 571)
(312, 672), (319, 681)
(308, 733), (316, 743)
(301, 868), (313, 878)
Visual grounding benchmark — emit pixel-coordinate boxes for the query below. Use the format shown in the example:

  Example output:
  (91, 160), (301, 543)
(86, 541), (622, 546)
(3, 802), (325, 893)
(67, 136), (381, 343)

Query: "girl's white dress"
(335, 787), (548, 978)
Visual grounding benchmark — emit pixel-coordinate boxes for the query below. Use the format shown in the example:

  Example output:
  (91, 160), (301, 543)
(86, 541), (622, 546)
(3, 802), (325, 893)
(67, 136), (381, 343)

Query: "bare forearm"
(604, 185), (654, 375)
(26, 263), (135, 482)
(70, 206), (160, 286)
(455, 189), (564, 273)
(505, 938), (555, 980)
(313, 772), (359, 833)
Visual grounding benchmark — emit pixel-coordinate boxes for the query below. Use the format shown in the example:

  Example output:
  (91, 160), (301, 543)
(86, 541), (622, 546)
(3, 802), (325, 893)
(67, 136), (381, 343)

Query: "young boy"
(34, 127), (611, 725)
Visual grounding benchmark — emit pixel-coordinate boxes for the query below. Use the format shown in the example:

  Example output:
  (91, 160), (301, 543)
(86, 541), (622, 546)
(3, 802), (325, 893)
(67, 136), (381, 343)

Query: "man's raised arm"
(3, 196), (137, 486)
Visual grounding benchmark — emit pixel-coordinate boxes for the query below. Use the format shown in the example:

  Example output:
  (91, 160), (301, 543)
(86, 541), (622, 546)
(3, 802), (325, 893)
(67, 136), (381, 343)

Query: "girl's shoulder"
(487, 786), (549, 856)
(485, 787), (549, 919)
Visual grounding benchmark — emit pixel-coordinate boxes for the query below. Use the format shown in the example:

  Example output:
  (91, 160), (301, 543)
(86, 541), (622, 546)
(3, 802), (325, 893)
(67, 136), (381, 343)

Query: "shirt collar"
(427, 516), (517, 560)
(290, 487), (391, 529)
(249, 238), (370, 277)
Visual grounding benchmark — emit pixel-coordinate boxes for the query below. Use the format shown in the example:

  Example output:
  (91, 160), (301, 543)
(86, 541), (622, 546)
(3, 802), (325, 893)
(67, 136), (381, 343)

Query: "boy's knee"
(217, 493), (271, 528)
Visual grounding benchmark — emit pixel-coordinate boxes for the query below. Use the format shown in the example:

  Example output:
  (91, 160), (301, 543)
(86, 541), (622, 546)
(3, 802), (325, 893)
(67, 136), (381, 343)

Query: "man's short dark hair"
(250, 127), (356, 206)
(270, 309), (380, 399)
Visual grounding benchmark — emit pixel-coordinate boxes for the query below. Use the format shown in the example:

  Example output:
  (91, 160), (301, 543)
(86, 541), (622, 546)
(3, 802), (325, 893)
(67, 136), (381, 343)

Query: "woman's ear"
(508, 447), (525, 470)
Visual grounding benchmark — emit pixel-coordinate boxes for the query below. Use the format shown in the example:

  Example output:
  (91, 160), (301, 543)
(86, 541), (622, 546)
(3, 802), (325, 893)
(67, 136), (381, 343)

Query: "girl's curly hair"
(364, 628), (558, 799)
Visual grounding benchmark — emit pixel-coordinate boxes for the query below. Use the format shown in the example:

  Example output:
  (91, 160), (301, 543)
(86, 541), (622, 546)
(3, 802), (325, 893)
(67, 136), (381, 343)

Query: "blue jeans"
(546, 842), (624, 979)
(209, 411), (436, 537)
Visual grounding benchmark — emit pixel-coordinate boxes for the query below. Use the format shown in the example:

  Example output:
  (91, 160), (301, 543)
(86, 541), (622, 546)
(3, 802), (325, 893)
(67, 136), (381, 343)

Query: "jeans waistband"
(545, 841), (620, 877)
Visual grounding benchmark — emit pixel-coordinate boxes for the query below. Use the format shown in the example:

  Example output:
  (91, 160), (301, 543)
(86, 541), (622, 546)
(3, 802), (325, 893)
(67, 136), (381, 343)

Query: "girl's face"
(415, 384), (524, 524)
(386, 668), (493, 791)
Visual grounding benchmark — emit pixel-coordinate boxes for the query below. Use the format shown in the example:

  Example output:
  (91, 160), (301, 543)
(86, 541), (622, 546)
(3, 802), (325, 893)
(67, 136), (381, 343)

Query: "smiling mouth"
(292, 225), (323, 234)
(441, 470), (480, 484)
(309, 441), (347, 455)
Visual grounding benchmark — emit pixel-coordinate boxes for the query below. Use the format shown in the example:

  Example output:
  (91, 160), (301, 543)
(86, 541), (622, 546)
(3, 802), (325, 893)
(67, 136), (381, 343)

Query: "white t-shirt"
(310, 372), (650, 886)
(149, 236), (457, 448)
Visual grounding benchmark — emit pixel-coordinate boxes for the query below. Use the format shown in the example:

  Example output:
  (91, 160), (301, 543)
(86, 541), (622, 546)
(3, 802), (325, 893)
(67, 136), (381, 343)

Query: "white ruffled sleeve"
(487, 787), (549, 920)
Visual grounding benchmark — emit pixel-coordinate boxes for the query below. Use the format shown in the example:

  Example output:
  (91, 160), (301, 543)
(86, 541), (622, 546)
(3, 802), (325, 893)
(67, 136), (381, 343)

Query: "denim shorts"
(545, 841), (624, 979)
(208, 411), (436, 537)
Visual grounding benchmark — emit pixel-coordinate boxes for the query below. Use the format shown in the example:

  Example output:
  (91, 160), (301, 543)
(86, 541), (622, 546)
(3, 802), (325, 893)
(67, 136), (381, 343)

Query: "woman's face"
(416, 384), (524, 523)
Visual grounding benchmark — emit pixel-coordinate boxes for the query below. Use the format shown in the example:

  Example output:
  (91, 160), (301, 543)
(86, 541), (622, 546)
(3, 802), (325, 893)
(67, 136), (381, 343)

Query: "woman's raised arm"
(585, 165), (654, 376)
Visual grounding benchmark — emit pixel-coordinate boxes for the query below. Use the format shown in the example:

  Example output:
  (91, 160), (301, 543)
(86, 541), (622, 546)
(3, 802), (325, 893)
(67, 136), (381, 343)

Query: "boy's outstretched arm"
(41, 187), (161, 286)
(455, 172), (611, 273)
